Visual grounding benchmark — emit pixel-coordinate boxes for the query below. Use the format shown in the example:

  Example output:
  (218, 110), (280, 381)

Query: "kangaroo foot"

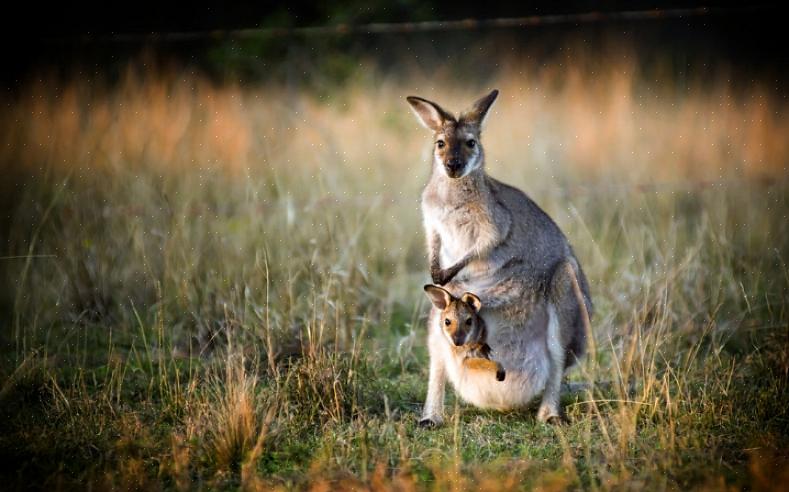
(418, 415), (443, 428)
(537, 404), (563, 424)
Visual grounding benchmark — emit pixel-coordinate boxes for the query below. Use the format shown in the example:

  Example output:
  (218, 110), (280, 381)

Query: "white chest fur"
(422, 199), (498, 267)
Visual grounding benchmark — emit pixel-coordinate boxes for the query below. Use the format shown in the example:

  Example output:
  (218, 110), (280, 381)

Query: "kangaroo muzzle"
(445, 158), (464, 178)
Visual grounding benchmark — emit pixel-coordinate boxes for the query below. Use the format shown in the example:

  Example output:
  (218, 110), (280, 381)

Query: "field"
(1, 50), (788, 490)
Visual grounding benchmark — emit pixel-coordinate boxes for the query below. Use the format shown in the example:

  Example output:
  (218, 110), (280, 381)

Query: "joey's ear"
(407, 96), (453, 132)
(424, 284), (452, 310)
(461, 292), (482, 312)
(463, 89), (499, 126)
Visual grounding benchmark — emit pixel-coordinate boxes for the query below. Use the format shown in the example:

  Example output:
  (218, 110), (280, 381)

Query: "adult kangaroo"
(407, 89), (593, 425)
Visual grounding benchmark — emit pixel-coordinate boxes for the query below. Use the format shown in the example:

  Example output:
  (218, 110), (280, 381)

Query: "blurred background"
(2, 1), (786, 325)
(0, 1), (789, 350)
(0, 0), (789, 368)
(0, 2), (787, 488)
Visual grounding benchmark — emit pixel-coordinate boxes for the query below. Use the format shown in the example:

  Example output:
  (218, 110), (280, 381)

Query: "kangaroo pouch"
(439, 303), (551, 410)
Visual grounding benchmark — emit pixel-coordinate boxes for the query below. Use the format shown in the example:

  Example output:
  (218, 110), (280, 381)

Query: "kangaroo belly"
(450, 361), (548, 410)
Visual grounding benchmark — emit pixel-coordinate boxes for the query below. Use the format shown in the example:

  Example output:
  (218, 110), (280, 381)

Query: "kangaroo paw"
(430, 269), (444, 285)
(434, 270), (453, 285)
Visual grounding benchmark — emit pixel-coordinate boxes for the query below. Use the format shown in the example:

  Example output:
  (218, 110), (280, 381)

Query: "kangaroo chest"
(423, 199), (496, 265)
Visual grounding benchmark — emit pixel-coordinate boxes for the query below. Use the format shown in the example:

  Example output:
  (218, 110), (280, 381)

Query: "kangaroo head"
(407, 90), (498, 179)
(424, 285), (483, 346)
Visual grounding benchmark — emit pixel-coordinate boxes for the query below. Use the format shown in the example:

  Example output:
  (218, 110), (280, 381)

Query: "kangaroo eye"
(436, 140), (446, 149)
(444, 318), (451, 326)
(466, 139), (476, 148)
(465, 318), (472, 326)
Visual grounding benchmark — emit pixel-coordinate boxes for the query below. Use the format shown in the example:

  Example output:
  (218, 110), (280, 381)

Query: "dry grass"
(0, 49), (787, 490)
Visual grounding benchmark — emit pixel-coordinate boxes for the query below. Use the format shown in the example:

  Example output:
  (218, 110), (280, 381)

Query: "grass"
(1, 52), (788, 490)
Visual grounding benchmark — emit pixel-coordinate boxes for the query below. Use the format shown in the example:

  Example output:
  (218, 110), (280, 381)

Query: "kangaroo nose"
(446, 159), (463, 175)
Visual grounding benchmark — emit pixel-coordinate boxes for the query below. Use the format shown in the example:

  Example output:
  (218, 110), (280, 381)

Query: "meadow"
(1, 48), (787, 490)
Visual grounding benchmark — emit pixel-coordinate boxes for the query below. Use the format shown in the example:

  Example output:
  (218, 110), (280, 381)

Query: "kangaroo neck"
(430, 167), (490, 204)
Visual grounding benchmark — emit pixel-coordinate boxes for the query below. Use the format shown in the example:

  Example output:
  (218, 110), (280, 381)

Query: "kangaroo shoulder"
(488, 176), (534, 210)
(490, 176), (563, 231)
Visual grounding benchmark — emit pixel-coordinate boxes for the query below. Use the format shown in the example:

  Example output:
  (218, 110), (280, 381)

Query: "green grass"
(1, 63), (788, 490)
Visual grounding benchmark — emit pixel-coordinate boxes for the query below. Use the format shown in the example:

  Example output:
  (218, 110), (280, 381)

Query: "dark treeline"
(1, 1), (786, 89)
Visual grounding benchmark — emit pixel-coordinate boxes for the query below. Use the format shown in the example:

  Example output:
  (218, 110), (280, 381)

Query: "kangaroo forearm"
(436, 254), (472, 284)
(428, 231), (442, 272)
(430, 254), (442, 278)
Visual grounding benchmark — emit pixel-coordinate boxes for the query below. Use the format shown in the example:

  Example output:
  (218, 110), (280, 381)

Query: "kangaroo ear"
(461, 292), (482, 312)
(407, 96), (452, 132)
(463, 89), (499, 127)
(424, 284), (452, 310)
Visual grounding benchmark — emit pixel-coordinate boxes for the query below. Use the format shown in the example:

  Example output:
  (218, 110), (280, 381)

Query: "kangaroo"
(408, 89), (593, 426)
(423, 284), (506, 383)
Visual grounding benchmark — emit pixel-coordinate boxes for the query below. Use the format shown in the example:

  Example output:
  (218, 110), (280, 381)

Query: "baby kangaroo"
(423, 284), (506, 383)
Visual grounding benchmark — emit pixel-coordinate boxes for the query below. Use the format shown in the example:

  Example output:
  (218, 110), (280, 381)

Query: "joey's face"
(424, 285), (484, 348)
(433, 122), (483, 179)
(440, 300), (480, 347)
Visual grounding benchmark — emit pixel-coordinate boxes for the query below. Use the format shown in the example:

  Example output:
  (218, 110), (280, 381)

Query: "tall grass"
(0, 50), (787, 490)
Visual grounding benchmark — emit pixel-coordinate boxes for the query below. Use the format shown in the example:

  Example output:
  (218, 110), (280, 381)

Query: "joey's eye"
(466, 139), (476, 148)
(444, 318), (451, 326)
(465, 318), (472, 326)
(436, 140), (446, 149)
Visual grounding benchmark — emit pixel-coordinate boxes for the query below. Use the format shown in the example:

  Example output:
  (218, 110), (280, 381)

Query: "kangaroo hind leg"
(539, 259), (592, 423)
(538, 303), (565, 423)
